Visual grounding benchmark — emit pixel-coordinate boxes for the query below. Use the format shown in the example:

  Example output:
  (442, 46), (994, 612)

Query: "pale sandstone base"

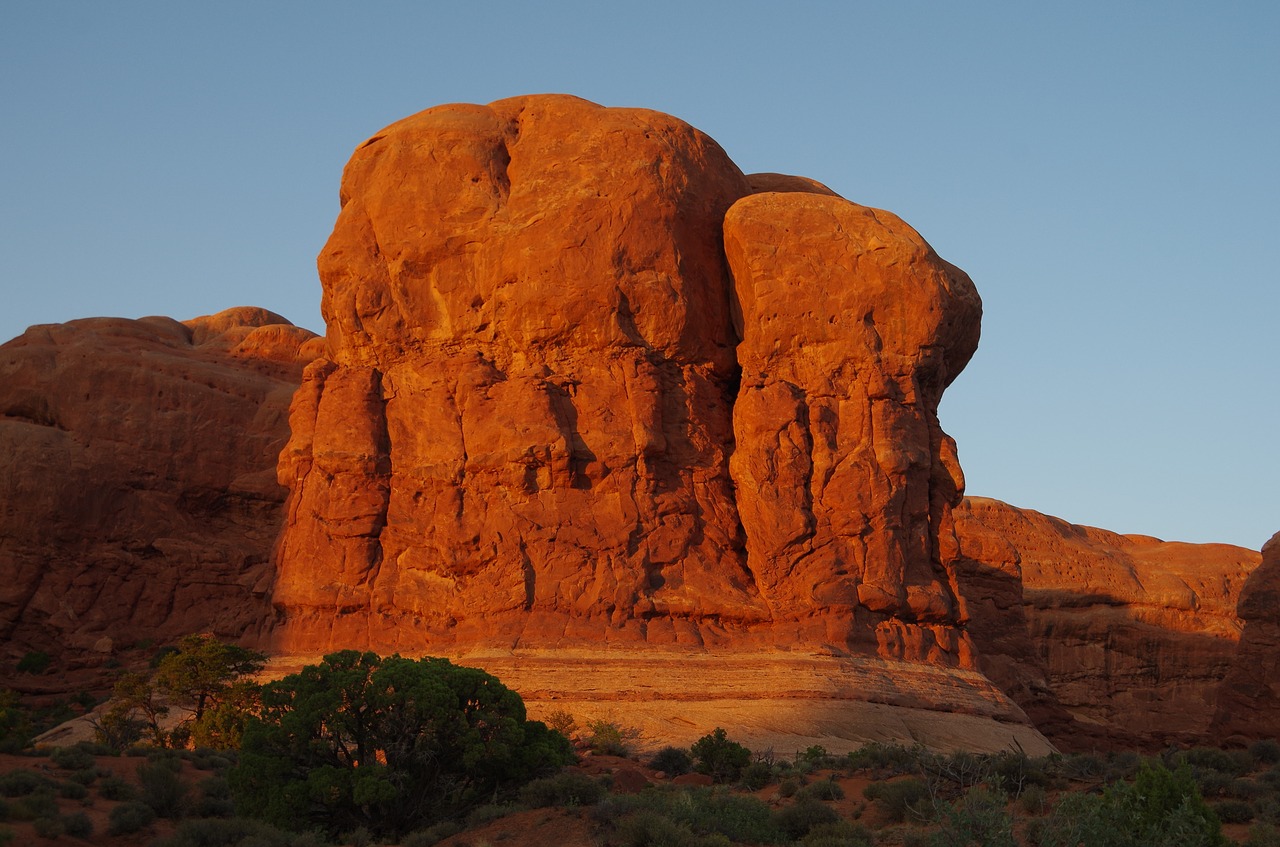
(268, 649), (1055, 756)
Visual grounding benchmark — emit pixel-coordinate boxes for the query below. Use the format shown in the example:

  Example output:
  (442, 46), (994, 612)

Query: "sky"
(2, 2), (1276, 550)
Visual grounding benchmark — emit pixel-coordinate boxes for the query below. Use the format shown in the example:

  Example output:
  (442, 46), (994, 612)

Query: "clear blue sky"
(3, 2), (1276, 549)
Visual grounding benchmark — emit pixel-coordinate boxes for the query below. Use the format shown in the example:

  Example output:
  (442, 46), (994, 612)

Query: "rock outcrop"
(0, 308), (321, 688)
(953, 497), (1261, 748)
(271, 94), (982, 665)
(1213, 531), (1280, 740)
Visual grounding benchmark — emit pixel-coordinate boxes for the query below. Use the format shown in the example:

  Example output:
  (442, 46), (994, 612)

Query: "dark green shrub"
(150, 816), (294, 847)
(0, 798), (7, 821)
(649, 745), (693, 776)
(402, 820), (463, 846)
(864, 777), (930, 823)
(0, 769), (50, 797)
(846, 741), (924, 775)
(690, 727), (752, 783)
(518, 771), (606, 807)
(1232, 778), (1271, 800)
(231, 652), (573, 840)
(108, 800), (155, 835)
(32, 815), (64, 838)
(779, 777), (801, 798)
(344, 826), (372, 847)
(801, 820), (875, 846)
(57, 779), (88, 799)
(1253, 741), (1280, 766)
(796, 777), (844, 801)
(17, 652), (51, 675)
(775, 797), (840, 840)
(11, 788), (57, 821)
(1019, 783), (1048, 815)
(139, 757), (189, 817)
(614, 810), (703, 847)
(49, 744), (95, 771)
(97, 774), (137, 801)
(67, 768), (97, 787)
(1037, 761), (1226, 847)
(931, 786), (1015, 847)
(1178, 747), (1253, 778)
(740, 760), (773, 791)
(466, 802), (522, 826)
(1215, 799), (1255, 824)
(587, 719), (637, 757)
(60, 811), (93, 838)
(1246, 822), (1280, 847)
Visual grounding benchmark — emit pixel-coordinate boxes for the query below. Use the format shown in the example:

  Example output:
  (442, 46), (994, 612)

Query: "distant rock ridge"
(0, 307), (321, 690)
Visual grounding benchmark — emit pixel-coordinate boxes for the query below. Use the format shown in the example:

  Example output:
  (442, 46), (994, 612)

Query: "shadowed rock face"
(953, 497), (1261, 748)
(1213, 531), (1280, 740)
(0, 308), (321, 684)
(271, 94), (983, 664)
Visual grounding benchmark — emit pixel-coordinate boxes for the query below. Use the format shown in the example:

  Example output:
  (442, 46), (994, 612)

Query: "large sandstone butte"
(265, 94), (1047, 751)
(272, 95), (981, 656)
(954, 497), (1261, 748)
(0, 308), (321, 690)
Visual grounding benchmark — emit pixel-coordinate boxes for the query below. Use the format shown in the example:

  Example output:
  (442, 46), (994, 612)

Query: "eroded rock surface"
(271, 94), (983, 669)
(954, 497), (1261, 747)
(0, 308), (321, 685)
(1213, 531), (1280, 740)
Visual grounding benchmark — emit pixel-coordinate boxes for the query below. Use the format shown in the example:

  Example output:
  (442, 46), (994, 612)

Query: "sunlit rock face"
(271, 94), (983, 665)
(0, 308), (321, 684)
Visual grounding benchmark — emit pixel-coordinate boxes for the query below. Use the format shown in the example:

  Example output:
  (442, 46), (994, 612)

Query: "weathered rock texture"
(0, 308), (321, 687)
(271, 94), (983, 669)
(953, 497), (1261, 748)
(1213, 531), (1280, 740)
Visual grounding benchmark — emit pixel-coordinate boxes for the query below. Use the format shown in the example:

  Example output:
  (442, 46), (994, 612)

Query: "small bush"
(151, 816), (295, 847)
(1179, 747), (1253, 777)
(139, 757), (188, 817)
(846, 742), (925, 775)
(344, 826), (373, 847)
(774, 797), (840, 840)
(67, 768), (97, 787)
(13, 789), (58, 821)
(49, 745), (95, 772)
(0, 769), (51, 797)
(1019, 783), (1048, 815)
(97, 774), (136, 801)
(1216, 799), (1256, 824)
(614, 810), (703, 847)
(466, 802), (523, 826)
(931, 786), (1015, 847)
(1254, 741), (1280, 766)
(801, 820), (875, 846)
(57, 780), (88, 800)
(17, 652), (51, 675)
(778, 777), (801, 798)
(587, 719), (638, 757)
(545, 709), (579, 739)
(1232, 778), (1272, 800)
(1247, 822), (1280, 847)
(32, 815), (65, 838)
(864, 777), (930, 824)
(402, 821), (463, 847)
(691, 728), (752, 783)
(108, 800), (155, 835)
(796, 778), (845, 801)
(740, 761), (773, 791)
(519, 771), (606, 807)
(61, 811), (93, 839)
(650, 745), (693, 776)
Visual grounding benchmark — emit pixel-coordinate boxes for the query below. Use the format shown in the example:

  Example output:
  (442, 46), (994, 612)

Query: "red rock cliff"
(1213, 531), (1280, 740)
(0, 308), (320, 686)
(270, 94), (982, 666)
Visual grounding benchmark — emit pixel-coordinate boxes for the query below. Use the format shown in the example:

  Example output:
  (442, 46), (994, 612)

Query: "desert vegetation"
(4, 642), (1280, 845)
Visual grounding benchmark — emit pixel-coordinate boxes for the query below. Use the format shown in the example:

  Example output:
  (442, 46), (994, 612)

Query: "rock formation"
(270, 94), (982, 666)
(0, 308), (321, 689)
(1213, 531), (1280, 740)
(953, 497), (1261, 747)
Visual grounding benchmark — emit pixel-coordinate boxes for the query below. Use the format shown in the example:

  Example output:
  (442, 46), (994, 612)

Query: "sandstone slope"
(1213, 531), (1280, 740)
(0, 308), (321, 688)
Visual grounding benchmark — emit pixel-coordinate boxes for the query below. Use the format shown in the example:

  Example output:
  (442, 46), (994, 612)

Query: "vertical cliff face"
(270, 94), (983, 664)
(1214, 532), (1280, 740)
(0, 309), (321, 683)
(953, 497), (1262, 748)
